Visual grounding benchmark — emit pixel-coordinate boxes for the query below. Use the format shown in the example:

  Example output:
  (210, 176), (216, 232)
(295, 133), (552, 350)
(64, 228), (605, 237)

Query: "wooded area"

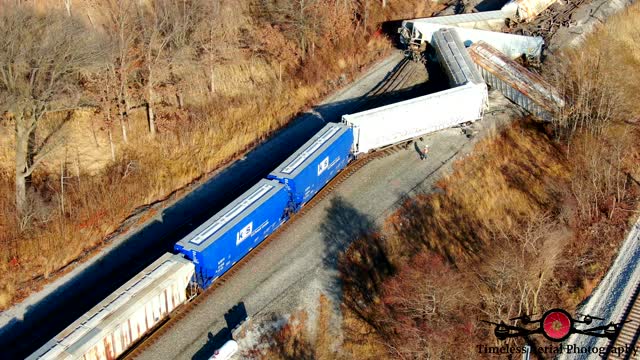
(0, 0), (436, 308)
(253, 4), (640, 359)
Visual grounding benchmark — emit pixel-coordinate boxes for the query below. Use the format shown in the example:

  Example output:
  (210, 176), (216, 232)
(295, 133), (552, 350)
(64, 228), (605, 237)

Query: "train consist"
(28, 92), (489, 360)
(28, 8), (565, 360)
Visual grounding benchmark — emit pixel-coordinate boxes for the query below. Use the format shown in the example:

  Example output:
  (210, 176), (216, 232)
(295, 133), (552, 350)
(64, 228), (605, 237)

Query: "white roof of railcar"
(433, 28), (484, 86)
(270, 123), (349, 178)
(177, 179), (285, 249)
(402, 10), (509, 26)
(343, 82), (484, 123)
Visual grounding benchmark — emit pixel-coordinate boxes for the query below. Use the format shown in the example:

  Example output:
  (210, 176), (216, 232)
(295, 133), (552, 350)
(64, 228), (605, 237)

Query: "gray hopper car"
(432, 28), (484, 87)
(467, 41), (565, 121)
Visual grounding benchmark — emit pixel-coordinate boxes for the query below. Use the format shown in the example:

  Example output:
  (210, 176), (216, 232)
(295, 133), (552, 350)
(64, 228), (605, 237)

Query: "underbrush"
(0, 0), (440, 310)
(244, 3), (640, 359)
(338, 118), (639, 359)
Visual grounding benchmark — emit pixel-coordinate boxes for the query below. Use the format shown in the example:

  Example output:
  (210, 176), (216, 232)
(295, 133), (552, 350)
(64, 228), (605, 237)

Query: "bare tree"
(135, 0), (180, 136)
(63, 0), (72, 16)
(96, 0), (138, 143)
(195, 0), (232, 95)
(255, 0), (323, 59)
(0, 5), (104, 217)
(549, 52), (623, 145)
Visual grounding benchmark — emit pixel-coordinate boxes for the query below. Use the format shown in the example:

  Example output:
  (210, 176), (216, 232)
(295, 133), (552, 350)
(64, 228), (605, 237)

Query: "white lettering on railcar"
(317, 156), (330, 175)
(236, 222), (253, 245)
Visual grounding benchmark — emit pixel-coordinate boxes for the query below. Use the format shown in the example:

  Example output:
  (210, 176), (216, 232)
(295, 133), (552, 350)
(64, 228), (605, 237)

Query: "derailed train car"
(174, 179), (290, 288)
(29, 31), (499, 359)
(268, 123), (353, 211)
(400, 20), (544, 60)
(27, 254), (194, 360)
(467, 41), (565, 121)
(342, 83), (487, 154)
(432, 28), (485, 88)
(502, 0), (558, 22)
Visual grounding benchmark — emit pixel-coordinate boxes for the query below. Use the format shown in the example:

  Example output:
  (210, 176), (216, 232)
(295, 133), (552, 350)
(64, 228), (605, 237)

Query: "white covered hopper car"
(342, 83), (487, 154)
(432, 28), (485, 88)
(400, 19), (544, 60)
(27, 253), (195, 360)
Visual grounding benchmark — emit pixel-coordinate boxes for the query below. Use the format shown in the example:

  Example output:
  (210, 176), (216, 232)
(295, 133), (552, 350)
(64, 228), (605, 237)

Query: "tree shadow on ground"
(319, 196), (394, 333)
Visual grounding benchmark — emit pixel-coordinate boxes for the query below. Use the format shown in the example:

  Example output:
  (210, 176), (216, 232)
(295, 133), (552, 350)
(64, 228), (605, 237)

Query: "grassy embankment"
(255, 4), (640, 359)
(0, 1), (438, 309)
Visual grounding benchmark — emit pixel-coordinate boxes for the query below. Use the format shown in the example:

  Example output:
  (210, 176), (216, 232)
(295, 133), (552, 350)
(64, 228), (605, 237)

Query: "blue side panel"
(174, 185), (289, 288)
(268, 127), (353, 210)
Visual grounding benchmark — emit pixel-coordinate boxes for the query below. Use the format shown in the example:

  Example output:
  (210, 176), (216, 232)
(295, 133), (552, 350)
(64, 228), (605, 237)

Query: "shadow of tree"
(320, 196), (377, 268)
(390, 192), (486, 265)
(318, 196), (394, 335)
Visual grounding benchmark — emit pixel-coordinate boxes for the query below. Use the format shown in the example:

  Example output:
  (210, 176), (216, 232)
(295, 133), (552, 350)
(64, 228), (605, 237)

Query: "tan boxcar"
(27, 253), (195, 360)
(514, 0), (557, 22)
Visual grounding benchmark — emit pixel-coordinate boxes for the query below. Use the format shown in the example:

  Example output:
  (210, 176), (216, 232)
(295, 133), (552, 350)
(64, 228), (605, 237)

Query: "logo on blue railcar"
(236, 222), (253, 245)
(317, 156), (330, 175)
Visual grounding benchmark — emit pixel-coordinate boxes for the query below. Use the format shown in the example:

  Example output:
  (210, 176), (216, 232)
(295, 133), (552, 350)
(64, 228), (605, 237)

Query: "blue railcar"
(174, 179), (290, 288)
(267, 123), (353, 210)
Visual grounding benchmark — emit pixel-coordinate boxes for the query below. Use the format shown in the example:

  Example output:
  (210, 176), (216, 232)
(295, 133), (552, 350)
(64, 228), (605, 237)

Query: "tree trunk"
(119, 111), (128, 143)
(64, 0), (72, 16)
(209, 65), (216, 95)
(15, 114), (33, 217)
(177, 92), (184, 109)
(108, 128), (116, 161)
(147, 100), (156, 136)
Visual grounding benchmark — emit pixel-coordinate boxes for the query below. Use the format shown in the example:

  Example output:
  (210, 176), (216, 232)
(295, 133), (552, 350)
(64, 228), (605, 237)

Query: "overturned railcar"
(432, 28), (484, 87)
(467, 41), (564, 121)
(27, 253), (195, 360)
(342, 82), (487, 154)
(398, 10), (510, 53)
(399, 20), (543, 60)
(174, 179), (290, 288)
(268, 123), (353, 211)
(507, 0), (558, 22)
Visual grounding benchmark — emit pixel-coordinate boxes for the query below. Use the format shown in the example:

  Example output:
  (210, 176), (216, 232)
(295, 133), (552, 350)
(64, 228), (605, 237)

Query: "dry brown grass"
(0, 0), (438, 310)
(386, 121), (569, 264)
(335, 5), (640, 355)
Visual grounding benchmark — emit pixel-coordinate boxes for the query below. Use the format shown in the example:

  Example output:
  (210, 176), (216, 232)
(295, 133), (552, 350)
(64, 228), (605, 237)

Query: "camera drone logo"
(482, 309), (629, 342)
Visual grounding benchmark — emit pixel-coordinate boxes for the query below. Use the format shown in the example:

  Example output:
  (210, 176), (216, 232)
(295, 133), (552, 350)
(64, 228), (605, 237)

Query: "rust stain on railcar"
(467, 41), (564, 117)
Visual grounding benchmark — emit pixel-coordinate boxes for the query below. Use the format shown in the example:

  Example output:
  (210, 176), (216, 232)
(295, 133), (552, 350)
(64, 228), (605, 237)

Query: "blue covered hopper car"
(267, 123), (353, 210)
(174, 179), (290, 288)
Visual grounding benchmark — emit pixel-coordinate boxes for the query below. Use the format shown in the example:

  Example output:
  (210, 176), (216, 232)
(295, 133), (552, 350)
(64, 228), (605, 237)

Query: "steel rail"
(123, 57), (423, 360)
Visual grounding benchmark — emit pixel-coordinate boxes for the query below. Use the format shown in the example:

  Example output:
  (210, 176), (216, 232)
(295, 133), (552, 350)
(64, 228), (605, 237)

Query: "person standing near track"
(423, 144), (429, 160)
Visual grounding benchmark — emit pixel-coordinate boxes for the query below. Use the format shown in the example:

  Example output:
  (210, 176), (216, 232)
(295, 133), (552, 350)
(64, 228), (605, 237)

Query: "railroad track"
(507, 0), (588, 43)
(124, 55), (422, 360)
(606, 281), (640, 359)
